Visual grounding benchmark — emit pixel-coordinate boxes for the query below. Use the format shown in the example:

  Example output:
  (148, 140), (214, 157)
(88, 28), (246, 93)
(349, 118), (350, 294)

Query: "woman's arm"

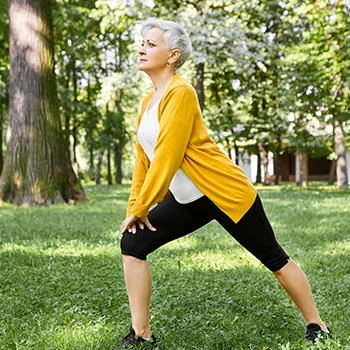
(126, 141), (150, 218)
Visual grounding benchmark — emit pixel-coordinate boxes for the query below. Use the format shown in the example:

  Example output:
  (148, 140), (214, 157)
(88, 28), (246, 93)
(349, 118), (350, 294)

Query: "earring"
(166, 61), (171, 67)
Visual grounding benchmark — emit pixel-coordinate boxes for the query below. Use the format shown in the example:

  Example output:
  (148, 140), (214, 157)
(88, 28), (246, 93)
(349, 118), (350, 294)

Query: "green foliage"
(0, 184), (349, 349)
(2, 0), (349, 184)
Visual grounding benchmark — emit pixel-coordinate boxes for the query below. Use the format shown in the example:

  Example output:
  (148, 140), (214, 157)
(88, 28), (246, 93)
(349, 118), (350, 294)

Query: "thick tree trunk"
(0, 103), (4, 173)
(298, 150), (308, 187)
(334, 121), (348, 188)
(115, 141), (122, 184)
(96, 148), (104, 185)
(0, 0), (86, 205)
(258, 143), (270, 185)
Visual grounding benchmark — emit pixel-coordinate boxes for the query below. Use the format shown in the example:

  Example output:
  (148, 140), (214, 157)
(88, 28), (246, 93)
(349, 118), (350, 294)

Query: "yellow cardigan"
(126, 74), (257, 223)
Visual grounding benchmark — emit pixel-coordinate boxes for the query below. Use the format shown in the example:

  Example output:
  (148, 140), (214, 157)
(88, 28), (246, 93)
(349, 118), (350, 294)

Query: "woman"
(118, 18), (329, 347)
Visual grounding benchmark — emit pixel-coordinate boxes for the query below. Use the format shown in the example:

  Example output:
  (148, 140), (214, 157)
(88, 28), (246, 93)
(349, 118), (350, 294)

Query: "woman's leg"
(122, 255), (152, 338)
(214, 195), (327, 329)
(120, 195), (215, 338)
(273, 259), (327, 329)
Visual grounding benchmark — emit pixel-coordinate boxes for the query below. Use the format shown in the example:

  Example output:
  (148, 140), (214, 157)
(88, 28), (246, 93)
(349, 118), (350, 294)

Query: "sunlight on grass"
(0, 241), (120, 257)
(321, 240), (350, 256)
(159, 235), (262, 271)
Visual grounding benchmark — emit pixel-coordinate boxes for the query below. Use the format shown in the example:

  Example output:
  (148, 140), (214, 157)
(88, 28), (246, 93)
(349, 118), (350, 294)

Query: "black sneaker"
(116, 327), (156, 348)
(305, 323), (331, 343)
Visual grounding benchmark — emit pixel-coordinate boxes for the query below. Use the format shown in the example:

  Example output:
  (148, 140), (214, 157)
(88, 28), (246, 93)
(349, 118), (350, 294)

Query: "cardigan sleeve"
(129, 86), (199, 218)
(126, 140), (150, 218)
(125, 95), (152, 218)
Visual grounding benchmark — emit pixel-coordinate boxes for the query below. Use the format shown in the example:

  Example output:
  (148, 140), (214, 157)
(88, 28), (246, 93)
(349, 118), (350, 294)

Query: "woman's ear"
(169, 49), (181, 64)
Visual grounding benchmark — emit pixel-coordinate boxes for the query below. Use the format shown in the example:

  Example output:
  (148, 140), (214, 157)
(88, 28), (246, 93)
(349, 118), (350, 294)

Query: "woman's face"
(138, 27), (171, 73)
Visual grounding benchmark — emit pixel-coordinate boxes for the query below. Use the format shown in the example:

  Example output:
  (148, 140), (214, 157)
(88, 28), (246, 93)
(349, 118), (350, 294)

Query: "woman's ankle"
(132, 325), (151, 339)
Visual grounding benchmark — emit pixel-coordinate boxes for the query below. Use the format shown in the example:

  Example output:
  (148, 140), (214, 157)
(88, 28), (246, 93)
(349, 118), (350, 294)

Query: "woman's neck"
(148, 71), (176, 95)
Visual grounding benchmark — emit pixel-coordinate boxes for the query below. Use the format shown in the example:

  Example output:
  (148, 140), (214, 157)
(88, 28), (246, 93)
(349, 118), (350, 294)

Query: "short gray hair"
(141, 18), (192, 70)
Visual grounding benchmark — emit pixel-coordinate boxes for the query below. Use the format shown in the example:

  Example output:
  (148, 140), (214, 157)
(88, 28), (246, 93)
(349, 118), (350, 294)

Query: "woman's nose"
(138, 47), (145, 55)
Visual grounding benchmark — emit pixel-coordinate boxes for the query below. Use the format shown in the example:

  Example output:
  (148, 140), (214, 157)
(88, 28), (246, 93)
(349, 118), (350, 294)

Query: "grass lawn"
(0, 183), (349, 349)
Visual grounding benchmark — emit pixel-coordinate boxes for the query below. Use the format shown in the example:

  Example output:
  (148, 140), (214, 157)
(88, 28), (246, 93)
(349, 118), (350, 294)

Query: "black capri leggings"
(121, 194), (289, 271)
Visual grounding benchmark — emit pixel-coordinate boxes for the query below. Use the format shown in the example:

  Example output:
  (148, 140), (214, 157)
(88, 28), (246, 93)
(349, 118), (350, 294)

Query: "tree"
(0, 0), (86, 205)
(286, 0), (349, 188)
(0, 0), (9, 174)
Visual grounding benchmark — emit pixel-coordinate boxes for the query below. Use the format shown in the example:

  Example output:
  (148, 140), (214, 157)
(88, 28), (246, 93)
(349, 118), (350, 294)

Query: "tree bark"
(225, 138), (232, 160)
(193, 1), (205, 109)
(298, 150), (308, 187)
(234, 143), (239, 166)
(274, 141), (281, 185)
(107, 147), (112, 185)
(194, 62), (204, 111)
(256, 151), (262, 183)
(334, 121), (348, 188)
(88, 145), (94, 178)
(258, 143), (270, 185)
(114, 140), (122, 184)
(0, 0), (86, 205)
(0, 102), (4, 174)
(72, 57), (78, 166)
(96, 148), (104, 185)
(328, 159), (336, 185)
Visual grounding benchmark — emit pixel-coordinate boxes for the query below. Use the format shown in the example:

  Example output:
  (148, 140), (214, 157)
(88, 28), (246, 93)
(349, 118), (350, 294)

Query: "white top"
(138, 97), (204, 204)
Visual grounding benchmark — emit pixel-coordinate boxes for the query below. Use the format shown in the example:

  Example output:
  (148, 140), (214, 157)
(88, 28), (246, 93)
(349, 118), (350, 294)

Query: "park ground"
(0, 183), (349, 349)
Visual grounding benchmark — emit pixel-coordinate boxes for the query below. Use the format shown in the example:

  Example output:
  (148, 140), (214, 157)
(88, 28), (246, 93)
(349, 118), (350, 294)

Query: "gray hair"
(141, 18), (192, 70)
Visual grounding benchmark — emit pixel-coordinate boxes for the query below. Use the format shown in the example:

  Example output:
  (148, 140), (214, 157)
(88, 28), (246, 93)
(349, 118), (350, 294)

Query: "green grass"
(0, 183), (349, 349)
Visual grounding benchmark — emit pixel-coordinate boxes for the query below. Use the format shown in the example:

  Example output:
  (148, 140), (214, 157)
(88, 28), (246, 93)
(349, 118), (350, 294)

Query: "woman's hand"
(121, 214), (157, 234)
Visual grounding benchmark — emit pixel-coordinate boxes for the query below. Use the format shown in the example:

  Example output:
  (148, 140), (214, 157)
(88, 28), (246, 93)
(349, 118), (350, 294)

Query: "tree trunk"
(225, 138), (232, 160)
(72, 57), (78, 166)
(107, 147), (112, 185)
(274, 141), (281, 185)
(259, 143), (270, 185)
(334, 121), (348, 188)
(194, 62), (204, 111)
(0, 102), (4, 174)
(298, 150), (308, 187)
(115, 141), (122, 184)
(114, 90), (124, 184)
(193, 1), (204, 110)
(256, 151), (262, 183)
(328, 159), (336, 185)
(0, 0), (86, 205)
(88, 145), (94, 178)
(234, 143), (239, 166)
(96, 148), (104, 185)
(64, 61), (71, 145)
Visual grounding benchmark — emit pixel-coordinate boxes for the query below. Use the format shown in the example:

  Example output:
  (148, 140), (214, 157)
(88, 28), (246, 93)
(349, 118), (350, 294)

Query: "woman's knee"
(120, 233), (147, 260)
(122, 254), (145, 265)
